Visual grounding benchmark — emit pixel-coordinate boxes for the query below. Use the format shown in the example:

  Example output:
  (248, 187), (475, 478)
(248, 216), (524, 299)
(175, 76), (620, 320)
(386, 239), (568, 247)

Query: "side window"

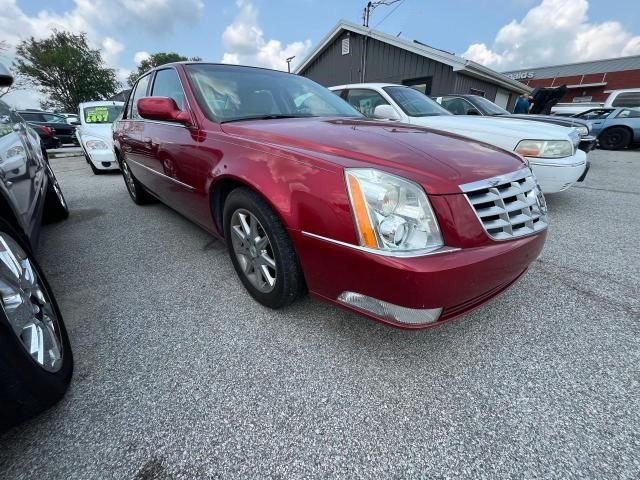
(442, 97), (473, 115)
(128, 74), (151, 120)
(611, 92), (640, 108)
(19, 112), (42, 122)
(615, 108), (640, 119)
(151, 68), (185, 110)
(345, 89), (389, 117)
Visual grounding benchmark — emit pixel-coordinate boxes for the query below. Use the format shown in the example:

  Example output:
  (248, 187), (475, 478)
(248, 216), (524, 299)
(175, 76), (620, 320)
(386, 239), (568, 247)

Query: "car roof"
(79, 100), (124, 108)
(134, 61), (301, 83)
(328, 83), (402, 90)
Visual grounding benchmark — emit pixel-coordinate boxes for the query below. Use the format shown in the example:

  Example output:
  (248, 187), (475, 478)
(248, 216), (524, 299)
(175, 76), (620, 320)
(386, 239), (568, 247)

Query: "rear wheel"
(121, 158), (155, 205)
(223, 188), (304, 309)
(599, 127), (631, 150)
(0, 218), (73, 430)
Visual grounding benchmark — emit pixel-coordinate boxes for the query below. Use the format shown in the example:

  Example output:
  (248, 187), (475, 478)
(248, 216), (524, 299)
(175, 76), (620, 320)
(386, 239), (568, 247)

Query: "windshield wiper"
(220, 114), (310, 123)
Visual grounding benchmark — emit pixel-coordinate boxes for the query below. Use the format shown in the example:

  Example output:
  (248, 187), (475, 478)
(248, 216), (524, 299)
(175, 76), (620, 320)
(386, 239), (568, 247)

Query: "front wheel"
(223, 188), (304, 309)
(599, 127), (631, 150)
(120, 158), (155, 205)
(0, 218), (73, 429)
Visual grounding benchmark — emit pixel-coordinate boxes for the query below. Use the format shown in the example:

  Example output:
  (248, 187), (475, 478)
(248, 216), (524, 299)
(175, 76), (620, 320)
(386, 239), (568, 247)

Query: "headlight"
(575, 126), (588, 137)
(85, 139), (109, 150)
(345, 169), (443, 254)
(515, 140), (572, 158)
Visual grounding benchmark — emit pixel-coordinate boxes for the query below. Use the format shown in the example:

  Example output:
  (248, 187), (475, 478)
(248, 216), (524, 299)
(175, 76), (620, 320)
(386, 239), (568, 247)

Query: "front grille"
(460, 168), (548, 241)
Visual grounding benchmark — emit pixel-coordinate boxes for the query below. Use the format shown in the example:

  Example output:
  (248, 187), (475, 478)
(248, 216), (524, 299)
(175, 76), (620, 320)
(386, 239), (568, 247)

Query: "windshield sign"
(84, 105), (123, 124)
(383, 87), (451, 117)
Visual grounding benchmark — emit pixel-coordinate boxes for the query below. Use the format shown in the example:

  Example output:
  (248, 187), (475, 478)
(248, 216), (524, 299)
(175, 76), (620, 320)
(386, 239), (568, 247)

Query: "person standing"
(514, 94), (531, 114)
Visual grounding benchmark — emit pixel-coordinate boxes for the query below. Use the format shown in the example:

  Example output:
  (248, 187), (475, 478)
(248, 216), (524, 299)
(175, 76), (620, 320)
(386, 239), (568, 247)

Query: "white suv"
(330, 83), (588, 194)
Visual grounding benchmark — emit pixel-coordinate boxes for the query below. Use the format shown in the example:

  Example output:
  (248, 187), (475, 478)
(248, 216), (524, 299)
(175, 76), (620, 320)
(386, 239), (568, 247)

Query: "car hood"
(77, 123), (113, 143)
(411, 115), (576, 150)
(221, 117), (526, 195)
(508, 114), (589, 128)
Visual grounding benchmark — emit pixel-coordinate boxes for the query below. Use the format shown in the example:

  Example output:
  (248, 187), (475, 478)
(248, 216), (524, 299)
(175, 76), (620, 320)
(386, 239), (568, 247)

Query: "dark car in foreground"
(572, 107), (640, 150)
(0, 64), (72, 430)
(434, 94), (597, 152)
(17, 109), (78, 146)
(114, 63), (547, 330)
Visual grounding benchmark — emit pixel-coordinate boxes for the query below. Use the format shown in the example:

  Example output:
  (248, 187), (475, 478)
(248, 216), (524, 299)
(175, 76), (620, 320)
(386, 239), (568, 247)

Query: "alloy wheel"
(230, 209), (277, 293)
(0, 233), (63, 372)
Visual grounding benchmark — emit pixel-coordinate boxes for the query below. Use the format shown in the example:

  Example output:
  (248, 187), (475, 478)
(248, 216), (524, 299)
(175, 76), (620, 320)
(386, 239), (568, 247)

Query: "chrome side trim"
(301, 231), (460, 258)
(127, 159), (196, 191)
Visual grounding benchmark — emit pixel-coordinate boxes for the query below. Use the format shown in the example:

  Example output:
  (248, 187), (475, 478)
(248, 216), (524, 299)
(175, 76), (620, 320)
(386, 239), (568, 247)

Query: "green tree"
(0, 40), (25, 99)
(14, 31), (120, 112)
(127, 52), (201, 86)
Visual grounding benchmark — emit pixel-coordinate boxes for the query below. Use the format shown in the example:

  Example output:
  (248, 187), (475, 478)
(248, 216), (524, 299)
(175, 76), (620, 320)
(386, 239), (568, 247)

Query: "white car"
(76, 101), (124, 175)
(330, 83), (588, 194)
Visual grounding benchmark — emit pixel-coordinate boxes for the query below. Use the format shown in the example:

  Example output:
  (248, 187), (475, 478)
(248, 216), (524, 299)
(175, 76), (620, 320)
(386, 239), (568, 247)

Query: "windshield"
(471, 96), (509, 115)
(383, 86), (451, 117)
(574, 108), (613, 120)
(184, 64), (363, 122)
(83, 105), (123, 124)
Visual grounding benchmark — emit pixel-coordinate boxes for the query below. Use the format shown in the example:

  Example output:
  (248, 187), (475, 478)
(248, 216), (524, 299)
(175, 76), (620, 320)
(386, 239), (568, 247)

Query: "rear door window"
(345, 89), (389, 117)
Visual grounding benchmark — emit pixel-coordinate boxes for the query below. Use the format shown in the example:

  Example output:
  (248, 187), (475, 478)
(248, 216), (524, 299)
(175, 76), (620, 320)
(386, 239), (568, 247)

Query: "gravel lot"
(1, 149), (639, 479)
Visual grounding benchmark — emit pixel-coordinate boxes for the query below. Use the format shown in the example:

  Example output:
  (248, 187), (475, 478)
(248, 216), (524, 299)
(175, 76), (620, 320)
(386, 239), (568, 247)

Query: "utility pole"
(286, 56), (295, 73)
(360, 0), (402, 81)
(362, 0), (401, 27)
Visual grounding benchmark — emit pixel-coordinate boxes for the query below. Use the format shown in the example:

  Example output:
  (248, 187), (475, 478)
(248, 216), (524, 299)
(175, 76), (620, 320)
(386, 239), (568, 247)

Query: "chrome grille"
(460, 168), (548, 241)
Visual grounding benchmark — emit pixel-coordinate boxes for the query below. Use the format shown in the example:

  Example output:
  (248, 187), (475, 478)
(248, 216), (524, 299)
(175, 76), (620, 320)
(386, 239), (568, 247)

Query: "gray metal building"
(296, 20), (530, 110)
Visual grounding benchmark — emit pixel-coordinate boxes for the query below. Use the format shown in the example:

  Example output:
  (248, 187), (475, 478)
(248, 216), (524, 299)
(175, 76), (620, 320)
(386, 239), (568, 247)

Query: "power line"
(372, 0), (407, 29)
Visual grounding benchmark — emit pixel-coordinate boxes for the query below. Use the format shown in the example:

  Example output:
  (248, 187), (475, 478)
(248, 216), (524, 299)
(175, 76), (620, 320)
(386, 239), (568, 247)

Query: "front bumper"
(527, 149), (587, 194)
(578, 136), (597, 152)
(86, 149), (119, 170)
(293, 229), (546, 329)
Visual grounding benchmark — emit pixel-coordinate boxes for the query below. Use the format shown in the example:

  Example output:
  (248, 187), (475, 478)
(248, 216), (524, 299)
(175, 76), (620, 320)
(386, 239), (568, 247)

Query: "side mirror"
(70, 120), (81, 126)
(0, 63), (13, 88)
(373, 104), (401, 121)
(137, 97), (192, 126)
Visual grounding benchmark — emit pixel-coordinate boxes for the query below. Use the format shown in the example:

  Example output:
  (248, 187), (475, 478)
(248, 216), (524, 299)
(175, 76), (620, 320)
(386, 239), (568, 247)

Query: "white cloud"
(0, 0), (204, 107)
(221, 0), (311, 71)
(134, 51), (151, 65)
(462, 0), (640, 70)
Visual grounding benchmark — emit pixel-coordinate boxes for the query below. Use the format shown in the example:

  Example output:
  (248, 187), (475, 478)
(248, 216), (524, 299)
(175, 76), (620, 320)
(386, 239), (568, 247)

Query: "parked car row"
(330, 83), (588, 193)
(1, 61), (606, 429)
(0, 64), (72, 430)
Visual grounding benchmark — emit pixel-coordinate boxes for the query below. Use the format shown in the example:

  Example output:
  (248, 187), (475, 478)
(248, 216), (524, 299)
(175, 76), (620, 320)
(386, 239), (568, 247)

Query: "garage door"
(495, 89), (509, 109)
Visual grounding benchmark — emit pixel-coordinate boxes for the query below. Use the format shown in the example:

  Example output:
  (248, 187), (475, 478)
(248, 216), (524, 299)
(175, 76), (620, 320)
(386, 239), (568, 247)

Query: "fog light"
(337, 291), (442, 326)
(101, 162), (112, 167)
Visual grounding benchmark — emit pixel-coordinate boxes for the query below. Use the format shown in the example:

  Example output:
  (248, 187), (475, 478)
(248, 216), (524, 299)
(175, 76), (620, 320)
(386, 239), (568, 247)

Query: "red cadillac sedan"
(113, 63), (548, 329)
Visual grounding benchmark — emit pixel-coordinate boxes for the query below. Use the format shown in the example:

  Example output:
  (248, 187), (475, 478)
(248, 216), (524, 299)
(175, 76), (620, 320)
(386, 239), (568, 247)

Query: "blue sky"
(2, 0), (640, 107)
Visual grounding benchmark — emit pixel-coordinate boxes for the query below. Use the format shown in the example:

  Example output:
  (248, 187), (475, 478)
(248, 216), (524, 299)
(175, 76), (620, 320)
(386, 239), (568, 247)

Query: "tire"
(89, 161), (103, 175)
(120, 157), (155, 205)
(0, 218), (73, 430)
(599, 127), (631, 150)
(223, 187), (304, 309)
(43, 164), (69, 223)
